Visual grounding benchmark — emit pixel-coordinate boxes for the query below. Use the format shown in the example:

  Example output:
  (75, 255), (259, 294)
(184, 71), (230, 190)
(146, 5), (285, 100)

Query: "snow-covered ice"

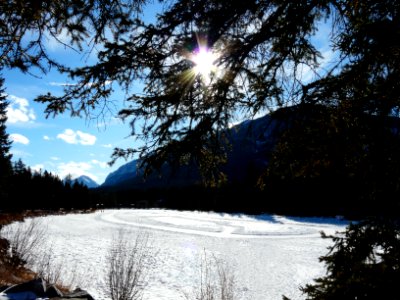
(7, 209), (349, 300)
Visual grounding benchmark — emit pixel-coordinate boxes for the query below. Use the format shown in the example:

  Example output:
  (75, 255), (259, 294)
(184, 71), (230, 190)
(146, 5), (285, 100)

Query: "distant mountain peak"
(65, 175), (99, 188)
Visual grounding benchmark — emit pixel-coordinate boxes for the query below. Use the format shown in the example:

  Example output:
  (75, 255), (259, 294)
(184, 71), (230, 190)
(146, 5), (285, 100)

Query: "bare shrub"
(0, 218), (47, 269)
(0, 216), (91, 290)
(32, 244), (64, 285)
(186, 251), (237, 300)
(105, 229), (155, 300)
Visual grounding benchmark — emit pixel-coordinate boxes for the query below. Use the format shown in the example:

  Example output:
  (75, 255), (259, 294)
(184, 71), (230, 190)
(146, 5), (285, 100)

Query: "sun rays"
(191, 46), (218, 82)
(176, 36), (223, 89)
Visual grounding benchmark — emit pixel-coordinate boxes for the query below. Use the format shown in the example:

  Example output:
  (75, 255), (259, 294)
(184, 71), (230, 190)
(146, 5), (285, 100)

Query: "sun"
(191, 46), (218, 83)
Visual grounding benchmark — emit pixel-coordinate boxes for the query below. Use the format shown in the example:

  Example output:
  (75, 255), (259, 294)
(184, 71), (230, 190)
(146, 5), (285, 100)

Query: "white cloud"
(57, 129), (97, 145)
(50, 156), (60, 161)
(295, 49), (339, 84)
(6, 95), (36, 124)
(46, 28), (72, 51)
(57, 161), (98, 181)
(32, 164), (45, 172)
(57, 129), (76, 144)
(10, 149), (32, 158)
(77, 131), (97, 145)
(43, 135), (51, 140)
(91, 159), (108, 169)
(49, 80), (112, 88)
(53, 159), (112, 183)
(102, 144), (113, 148)
(96, 117), (123, 129)
(10, 133), (30, 145)
(49, 81), (76, 87)
(319, 49), (339, 73)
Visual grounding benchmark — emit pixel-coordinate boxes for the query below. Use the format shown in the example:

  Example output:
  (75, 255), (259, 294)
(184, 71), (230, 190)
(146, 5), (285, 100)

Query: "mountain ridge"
(101, 111), (280, 189)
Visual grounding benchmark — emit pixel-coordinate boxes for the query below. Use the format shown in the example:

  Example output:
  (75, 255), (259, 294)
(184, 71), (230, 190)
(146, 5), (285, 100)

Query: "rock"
(61, 288), (94, 300)
(3, 278), (46, 297)
(1, 279), (94, 300)
(46, 285), (63, 298)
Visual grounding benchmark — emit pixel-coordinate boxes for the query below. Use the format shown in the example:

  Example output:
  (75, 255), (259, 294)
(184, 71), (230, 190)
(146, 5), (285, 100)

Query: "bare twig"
(185, 250), (237, 300)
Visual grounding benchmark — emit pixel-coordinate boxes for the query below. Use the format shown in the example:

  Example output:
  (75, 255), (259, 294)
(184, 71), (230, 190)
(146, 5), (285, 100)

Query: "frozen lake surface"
(22, 209), (348, 300)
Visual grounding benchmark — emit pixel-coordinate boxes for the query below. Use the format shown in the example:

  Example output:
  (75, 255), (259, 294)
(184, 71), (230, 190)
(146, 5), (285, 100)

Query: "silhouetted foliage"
(0, 78), (13, 202)
(1, 2), (400, 298)
(263, 104), (400, 218)
(31, 1), (400, 189)
(0, 0), (145, 73)
(2, 0), (400, 201)
(300, 219), (400, 300)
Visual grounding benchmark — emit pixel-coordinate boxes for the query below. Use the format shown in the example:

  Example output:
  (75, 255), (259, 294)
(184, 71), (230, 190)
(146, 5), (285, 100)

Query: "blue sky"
(4, 64), (138, 184)
(2, 3), (162, 185)
(3, 4), (334, 185)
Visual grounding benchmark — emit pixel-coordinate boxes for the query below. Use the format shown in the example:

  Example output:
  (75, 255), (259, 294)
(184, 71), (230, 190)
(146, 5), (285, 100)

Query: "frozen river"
(18, 209), (348, 300)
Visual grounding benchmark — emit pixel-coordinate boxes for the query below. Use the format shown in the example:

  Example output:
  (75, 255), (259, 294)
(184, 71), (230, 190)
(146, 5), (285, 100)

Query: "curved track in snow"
(96, 209), (341, 239)
(19, 209), (348, 300)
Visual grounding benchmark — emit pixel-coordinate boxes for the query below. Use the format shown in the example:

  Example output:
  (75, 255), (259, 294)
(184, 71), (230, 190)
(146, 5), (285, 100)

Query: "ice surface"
(7, 209), (348, 300)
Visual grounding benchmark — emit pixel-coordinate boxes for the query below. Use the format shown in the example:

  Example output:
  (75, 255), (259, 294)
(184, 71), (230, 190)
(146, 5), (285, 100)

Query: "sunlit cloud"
(32, 164), (45, 172)
(57, 129), (97, 145)
(297, 17), (339, 84)
(45, 28), (72, 51)
(319, 49), (339, 72)
(57, 161), (98, 181)
(296, 49), (339, 84)
(43, 135), (51, 140)
(10, 133), (30, 145)
(91, 159), (108, 169)
(102, 144), (113, 148)
(49, 80), (112, 88)
(10, 149), (32, 158)
(6, 95), (36, 124)
(50, 156), (60, 161)
(96, 117), (123, 129)
(49, 81), (76, 87)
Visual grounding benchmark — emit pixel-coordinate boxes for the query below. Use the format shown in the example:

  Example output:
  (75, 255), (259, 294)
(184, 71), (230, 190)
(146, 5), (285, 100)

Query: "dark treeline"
(3, 101), (400, 218)
(1, 159), (98, 212)
(95, 104), (400, 220)
(0, 79), (98, 212)
(96, 180), (390, 220)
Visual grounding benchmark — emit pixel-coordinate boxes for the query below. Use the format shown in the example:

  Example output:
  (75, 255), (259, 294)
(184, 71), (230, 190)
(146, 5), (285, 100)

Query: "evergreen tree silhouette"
(0, 78), (13, 205)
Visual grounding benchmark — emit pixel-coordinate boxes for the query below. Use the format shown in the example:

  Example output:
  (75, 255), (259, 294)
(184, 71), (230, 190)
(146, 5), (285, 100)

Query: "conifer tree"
(31, 1), (400, 186)
(1, 2), (400, 297)
(0, 78), (13, 202)
(299, 219), (400, 300)
(0, 0), (146, 73)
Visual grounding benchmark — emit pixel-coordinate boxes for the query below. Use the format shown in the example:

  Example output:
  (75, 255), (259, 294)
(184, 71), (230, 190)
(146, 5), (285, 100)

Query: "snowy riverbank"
(8, 209), (349, 300)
